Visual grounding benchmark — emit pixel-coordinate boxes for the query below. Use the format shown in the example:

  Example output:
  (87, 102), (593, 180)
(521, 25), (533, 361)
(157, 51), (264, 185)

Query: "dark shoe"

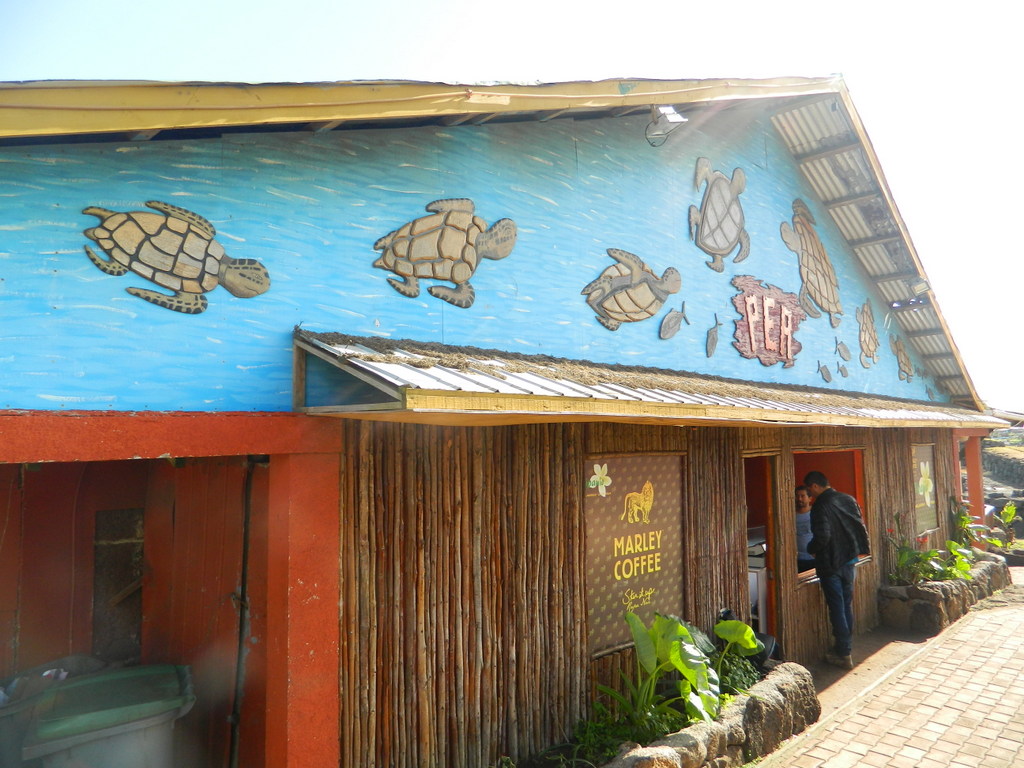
(825, 652), (854, 669)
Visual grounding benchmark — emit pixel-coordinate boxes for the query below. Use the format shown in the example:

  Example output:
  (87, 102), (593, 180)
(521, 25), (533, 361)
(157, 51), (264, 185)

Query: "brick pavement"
(757, 604), (1024, 768)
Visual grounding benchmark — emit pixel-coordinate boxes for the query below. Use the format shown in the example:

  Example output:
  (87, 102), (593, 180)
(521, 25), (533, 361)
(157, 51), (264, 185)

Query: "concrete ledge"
(602, 662), (820, 768)
(877, 554), (1011, 636)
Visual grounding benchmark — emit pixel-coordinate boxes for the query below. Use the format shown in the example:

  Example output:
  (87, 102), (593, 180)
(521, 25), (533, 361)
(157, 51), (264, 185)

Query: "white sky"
(3, 0), (1022, 410)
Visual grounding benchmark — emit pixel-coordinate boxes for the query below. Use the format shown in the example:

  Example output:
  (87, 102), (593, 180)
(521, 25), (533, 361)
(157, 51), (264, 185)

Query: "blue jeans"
(819, 562), (856, 656)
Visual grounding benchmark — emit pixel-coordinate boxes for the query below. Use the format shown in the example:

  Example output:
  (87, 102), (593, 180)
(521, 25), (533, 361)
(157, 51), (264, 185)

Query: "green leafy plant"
(885, 513), (977, 585)
(995, 502), (1021, 546)
(949, 496), (991, 547)
(596, 612), (720, 746)
(713, 651), (761, 694)
(712, 620), (763, 676)
(710, 619), (764, 694)
(523, 703), (631, 767)
(935, 540), (974, 580)
(886, 536), (943, 585)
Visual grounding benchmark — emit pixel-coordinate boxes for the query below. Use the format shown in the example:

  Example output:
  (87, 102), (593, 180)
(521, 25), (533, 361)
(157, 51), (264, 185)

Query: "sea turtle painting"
(780, 199), (843, 327)
(890, 335), (914, 382)
(372, 198), (516, 308)
(688, 157), (750, 272)
(82, 201), (270, 314)
(581, 249), (681, 331)
(855, 300), (880, 368)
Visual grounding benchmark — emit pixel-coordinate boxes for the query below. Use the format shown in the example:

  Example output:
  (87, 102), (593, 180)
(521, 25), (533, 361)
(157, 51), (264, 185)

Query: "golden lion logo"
(621, 480), (654, 524)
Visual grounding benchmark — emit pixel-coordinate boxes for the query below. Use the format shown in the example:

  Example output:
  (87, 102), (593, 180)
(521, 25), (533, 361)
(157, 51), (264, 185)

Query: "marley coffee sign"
(585, 455), (684, 655)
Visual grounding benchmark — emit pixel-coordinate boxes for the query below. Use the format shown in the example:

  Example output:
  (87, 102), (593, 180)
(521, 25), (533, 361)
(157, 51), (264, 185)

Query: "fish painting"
(818, 360), (833, 383)
(835, 337), (851, 362)
(837, 362), (849, 378)
(706, 314), (723, 357)
(659, 303), (689, 339)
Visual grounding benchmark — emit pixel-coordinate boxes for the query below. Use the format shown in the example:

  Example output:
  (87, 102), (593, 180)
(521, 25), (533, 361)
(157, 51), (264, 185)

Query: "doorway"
(743, 455), (776, 634)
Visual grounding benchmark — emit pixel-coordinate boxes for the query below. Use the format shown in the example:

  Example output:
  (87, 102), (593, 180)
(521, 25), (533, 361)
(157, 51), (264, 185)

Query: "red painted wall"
(794, 450), (865, 510)
(0, 412), (342, 464)
(744, 456), (771, 530)
(0, 465), (21, 676)
(265, 453), (341, 768)
(143, 457), (248, 767)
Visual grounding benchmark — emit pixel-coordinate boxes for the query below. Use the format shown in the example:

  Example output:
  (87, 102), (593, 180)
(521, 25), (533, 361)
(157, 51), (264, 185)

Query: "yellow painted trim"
(0, 77), (842, 139)
(323, 389), (1006, 430)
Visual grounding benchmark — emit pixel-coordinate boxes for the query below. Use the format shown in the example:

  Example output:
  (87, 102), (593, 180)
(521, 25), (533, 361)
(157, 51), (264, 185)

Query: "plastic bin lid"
(29, 665), (194, 743)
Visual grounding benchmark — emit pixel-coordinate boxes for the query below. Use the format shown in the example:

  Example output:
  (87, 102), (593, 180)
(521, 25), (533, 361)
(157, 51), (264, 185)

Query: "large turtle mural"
(689, 157), (750, 272)
(372, 198), (516, 308)
(581, 249), (681, 331)
(780, 199), (842, 327)
(82, 201), (270, 314)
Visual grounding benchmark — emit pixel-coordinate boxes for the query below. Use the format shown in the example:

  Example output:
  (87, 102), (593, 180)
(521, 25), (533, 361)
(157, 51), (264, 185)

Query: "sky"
(2, 0), (1022, 411)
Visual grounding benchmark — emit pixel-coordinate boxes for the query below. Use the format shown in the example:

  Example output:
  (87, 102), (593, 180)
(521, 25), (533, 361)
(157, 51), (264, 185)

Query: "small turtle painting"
(855, 300), (880, 368)
(780, 199), (842, 327)
(83, 201), (270, 314)
(373, 198), (516, 308)
(581, 249), (681, 331)
(689, 157), (750, 272)
(890, 335), (914, 382)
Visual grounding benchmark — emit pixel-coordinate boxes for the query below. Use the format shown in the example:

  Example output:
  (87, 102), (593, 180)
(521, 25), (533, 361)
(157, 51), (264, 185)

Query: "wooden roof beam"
(906, 328), (945, 339)
(887, 300), (932, 314)
(825, 190), (883, 210)
(849, 233), (903, 249)
(441, 113), (474, 126)
(310, 120), (344, 133)
(793, 139), (862, 163)
(870, 269), (919, 283)
(538, 109), (570, 122)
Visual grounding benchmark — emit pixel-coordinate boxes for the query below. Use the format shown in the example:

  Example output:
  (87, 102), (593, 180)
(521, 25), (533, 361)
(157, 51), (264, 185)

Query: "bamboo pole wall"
(681, 428), (748, 628)
(338, 421), (589, 767)
(336, 420), (965, 763)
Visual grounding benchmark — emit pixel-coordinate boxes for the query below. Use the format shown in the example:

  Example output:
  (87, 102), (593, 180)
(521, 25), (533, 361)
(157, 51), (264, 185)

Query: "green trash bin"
(20, 665), (194, 768)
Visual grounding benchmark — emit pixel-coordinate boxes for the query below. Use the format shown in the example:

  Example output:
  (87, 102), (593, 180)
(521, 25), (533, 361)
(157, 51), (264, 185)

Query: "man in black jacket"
(804, 470), (871, 669)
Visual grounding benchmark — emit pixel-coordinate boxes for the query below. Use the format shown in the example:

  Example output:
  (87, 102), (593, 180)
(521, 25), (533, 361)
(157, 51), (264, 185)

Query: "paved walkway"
(759, 578), (1024, 768)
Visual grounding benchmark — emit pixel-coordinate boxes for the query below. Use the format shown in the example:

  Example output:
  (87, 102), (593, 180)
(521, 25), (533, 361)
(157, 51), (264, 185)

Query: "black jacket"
(807, 488), (871, 577)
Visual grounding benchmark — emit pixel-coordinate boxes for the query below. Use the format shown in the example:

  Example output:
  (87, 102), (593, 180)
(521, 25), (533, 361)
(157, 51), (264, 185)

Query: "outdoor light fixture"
(909, 277), (930, 296)
(645, 105), (687, 146)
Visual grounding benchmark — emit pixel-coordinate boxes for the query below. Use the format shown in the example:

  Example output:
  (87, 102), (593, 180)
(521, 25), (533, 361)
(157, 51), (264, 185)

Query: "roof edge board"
(349, 389), (1007, 429)
(0, 76), (843, 141)
(833, 84), (986, 410)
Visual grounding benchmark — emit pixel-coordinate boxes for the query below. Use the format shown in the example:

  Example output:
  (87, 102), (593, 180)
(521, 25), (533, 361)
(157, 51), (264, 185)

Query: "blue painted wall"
(0, 109), (944, 411)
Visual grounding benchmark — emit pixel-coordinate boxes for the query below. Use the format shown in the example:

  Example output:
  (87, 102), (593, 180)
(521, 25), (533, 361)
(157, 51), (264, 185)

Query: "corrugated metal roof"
(769, 94), (977, 407)
(294, 331), (1003, 429)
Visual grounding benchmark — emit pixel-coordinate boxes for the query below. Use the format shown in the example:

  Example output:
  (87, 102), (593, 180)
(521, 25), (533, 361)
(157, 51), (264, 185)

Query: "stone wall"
(983, 447), (1024, 488)
(602, 662), (820, 768)
(877, 554), (1011, 636)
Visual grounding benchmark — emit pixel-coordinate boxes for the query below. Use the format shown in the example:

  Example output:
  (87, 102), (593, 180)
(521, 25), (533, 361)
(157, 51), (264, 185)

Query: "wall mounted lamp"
(909, 278), (930, 296)
(645, 105), (687, 146)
